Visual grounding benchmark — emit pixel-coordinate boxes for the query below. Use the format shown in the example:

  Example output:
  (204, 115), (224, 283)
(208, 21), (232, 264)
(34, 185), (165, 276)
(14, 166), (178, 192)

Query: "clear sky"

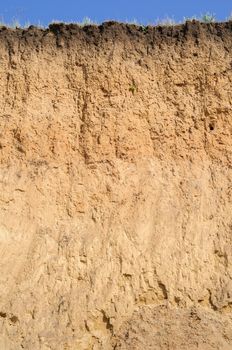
(0, 0), (231, 26)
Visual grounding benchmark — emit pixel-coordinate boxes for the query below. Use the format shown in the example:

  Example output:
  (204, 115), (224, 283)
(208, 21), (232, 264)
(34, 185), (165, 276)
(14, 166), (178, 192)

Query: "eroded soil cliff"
(0, 21), (232, 349)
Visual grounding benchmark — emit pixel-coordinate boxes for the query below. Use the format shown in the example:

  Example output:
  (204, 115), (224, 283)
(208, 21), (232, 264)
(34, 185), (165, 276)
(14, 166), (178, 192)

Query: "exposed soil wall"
(0, 21), (232, 349)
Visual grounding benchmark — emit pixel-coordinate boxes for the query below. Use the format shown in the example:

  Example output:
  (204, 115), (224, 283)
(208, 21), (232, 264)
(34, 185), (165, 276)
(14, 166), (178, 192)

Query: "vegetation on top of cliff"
(0, 12), (231, 29)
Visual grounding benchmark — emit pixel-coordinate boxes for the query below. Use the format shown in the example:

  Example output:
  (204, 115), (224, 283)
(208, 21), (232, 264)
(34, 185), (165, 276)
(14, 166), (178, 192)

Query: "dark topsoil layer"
(0, 21), (232, 49)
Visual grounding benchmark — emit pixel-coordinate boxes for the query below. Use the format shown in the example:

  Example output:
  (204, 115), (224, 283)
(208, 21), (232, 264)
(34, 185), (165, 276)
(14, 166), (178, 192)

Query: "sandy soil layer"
(0, 21), (231, 349)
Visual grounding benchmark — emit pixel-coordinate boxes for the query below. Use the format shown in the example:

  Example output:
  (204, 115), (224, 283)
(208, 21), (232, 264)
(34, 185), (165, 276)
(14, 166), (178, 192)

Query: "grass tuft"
(155, 16), (176, 26)
(228, 12), (232, 21)
(200, 12), (216, 23)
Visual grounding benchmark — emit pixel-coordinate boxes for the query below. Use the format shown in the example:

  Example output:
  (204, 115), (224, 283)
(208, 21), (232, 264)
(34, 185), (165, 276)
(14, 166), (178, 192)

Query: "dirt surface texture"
(0, 21), (232, 349)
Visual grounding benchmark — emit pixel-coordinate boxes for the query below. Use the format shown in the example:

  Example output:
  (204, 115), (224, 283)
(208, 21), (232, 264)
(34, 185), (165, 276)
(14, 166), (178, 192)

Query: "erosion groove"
(0, 21), (231, 349)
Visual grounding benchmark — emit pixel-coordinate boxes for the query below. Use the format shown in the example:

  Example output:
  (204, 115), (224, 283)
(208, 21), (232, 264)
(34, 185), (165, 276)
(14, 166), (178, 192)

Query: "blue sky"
(0, 0), (231, 26)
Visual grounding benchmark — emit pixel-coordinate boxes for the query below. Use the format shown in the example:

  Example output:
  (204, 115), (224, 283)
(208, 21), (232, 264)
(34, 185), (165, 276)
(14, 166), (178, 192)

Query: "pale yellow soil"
(0, 21), (231, 349)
